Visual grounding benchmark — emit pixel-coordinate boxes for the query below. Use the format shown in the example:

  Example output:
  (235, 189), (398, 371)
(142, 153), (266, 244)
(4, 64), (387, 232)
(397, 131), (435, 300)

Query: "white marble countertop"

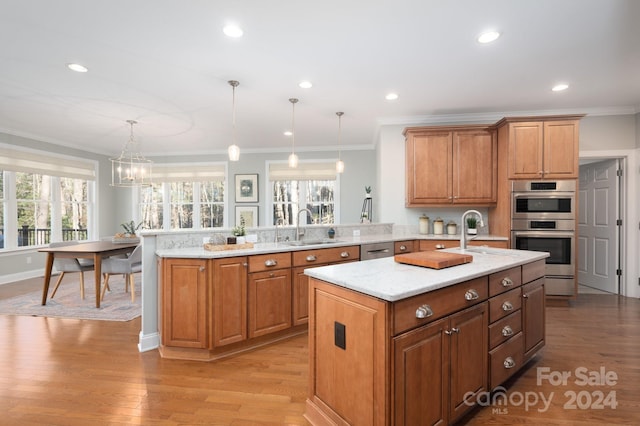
(155, 233), (508, 259)
(304, 247), (549, 302)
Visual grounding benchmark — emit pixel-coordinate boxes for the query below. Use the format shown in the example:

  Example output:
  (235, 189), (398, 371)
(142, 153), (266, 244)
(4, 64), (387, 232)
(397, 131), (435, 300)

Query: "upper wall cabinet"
(404, 125), (497, 206)
(498, 117), (583, 180)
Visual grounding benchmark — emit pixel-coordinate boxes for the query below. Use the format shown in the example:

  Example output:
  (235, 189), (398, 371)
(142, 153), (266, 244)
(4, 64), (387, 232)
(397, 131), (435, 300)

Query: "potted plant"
(232, 217), (246, 243)
(365, 186), (372, 198)
(121, 220), (142, 237)
(466, 217), (478, 235)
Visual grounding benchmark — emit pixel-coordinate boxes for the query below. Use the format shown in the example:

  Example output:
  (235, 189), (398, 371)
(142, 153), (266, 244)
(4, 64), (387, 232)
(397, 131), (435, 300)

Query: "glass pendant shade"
(110, 120), (152, 187)
(336, 159), (345, 173)
(288, 153), (299, 168)
(227, 80), (240, 161)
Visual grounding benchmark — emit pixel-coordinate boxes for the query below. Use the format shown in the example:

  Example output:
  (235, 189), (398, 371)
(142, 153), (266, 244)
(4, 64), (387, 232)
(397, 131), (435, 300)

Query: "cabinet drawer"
(523, 259), (546, 284)
(292, 245), (359, 266)
(394, 240), (415, 254)
(392, 276), (488, 335)
(248, 252), (291, 273)
(489, 287), (522, 323)
(489, 310), (522, 350)
(489, 332), (524, 389)
(418, 240), (454, 251)
(489, 266), (522, 297)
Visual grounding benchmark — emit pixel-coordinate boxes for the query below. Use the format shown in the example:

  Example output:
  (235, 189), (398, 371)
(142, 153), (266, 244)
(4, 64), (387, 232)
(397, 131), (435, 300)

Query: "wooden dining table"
(39, 241), (140, 308)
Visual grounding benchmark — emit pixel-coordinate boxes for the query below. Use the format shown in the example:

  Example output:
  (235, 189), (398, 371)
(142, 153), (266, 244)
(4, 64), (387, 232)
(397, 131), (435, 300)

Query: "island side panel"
(306, 277), (390, 426)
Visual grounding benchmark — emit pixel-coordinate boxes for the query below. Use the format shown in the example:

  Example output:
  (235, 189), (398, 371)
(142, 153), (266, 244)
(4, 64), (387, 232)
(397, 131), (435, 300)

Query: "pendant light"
(110, 120), (153, 187)
(227, 80), (240, 161)
(335, 112), (345, 173)
(288, 98), (299, 168)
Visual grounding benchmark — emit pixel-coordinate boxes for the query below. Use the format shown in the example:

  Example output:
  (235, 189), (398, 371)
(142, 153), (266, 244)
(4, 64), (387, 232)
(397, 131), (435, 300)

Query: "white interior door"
(577, 159), (619, 293)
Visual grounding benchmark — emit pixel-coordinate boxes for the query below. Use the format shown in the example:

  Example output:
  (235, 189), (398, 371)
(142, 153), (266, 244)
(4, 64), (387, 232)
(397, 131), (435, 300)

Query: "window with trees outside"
(140, 164), (226, 230)
(0, 146), (96, 250)
(269, 161), (339, 226)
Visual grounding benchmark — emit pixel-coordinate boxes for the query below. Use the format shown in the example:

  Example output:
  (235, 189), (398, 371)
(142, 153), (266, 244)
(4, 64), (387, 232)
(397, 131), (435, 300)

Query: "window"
(139, 163), (226, 230)
(269, 162), (339, 226)
(0, 146), (96, 250)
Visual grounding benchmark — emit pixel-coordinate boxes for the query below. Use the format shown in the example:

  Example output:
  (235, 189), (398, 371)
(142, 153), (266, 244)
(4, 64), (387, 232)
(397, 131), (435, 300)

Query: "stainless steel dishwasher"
(360, 241), (395, 260)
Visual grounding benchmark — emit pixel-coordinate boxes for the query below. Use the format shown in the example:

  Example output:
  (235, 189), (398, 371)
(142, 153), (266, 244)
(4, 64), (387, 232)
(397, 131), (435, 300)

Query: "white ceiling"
(1, 0), (639, 158)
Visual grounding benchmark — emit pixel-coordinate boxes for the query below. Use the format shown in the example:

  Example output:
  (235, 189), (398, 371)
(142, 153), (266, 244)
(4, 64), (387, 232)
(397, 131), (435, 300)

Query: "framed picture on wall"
(236, 206), (258, 228)
(235, 174), (259, 203)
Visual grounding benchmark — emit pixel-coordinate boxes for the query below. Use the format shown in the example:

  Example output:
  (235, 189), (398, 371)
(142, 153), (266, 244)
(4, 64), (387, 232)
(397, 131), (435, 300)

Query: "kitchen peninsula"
(303, 247), (548, 425)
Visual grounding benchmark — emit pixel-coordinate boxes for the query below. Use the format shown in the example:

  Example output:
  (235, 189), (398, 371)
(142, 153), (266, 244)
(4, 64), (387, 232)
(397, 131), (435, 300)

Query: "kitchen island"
(303, 247), (548, 426)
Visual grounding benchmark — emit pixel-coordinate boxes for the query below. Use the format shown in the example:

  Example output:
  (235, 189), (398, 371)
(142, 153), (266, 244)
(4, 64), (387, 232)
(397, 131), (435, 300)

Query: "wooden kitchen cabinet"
(500, 117), (582, 179)
(161, 257), (209, 349)
(522, 277), (545, 362)
(248, 253), (292, 338)
(394, 303), (488, 425)
(404, 125), (497, 206)
(394, 240), (416, 254)
(212, 256), (248, 347)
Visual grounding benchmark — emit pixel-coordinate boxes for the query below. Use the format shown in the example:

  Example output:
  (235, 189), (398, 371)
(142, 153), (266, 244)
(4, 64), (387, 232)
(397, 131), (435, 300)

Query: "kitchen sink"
(284, 239), (343, 246)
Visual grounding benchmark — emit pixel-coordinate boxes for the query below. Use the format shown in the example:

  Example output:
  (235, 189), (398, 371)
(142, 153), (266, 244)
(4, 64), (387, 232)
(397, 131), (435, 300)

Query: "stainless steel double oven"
(511, 180), (576, 295)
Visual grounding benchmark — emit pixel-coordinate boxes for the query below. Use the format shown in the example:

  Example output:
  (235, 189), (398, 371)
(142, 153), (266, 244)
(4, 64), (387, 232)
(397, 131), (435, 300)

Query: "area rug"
(0, 274), (141, 321)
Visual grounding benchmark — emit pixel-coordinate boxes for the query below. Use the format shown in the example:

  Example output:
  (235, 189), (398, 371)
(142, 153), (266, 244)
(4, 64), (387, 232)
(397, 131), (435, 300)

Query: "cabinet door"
(543, 120), (579, 178)
(449, 303), (488, 422)
(292, 265), (315, 326)
(452, 130), (497, 204)
(162, 258), (208, 348)
(248, 268), (292, 338)
(406, 131), (452, 205)
(394, 317), (449, 426)
(212, 257), (247, 347)
(508, 122), (544, 179)
(522, 278), (545, 361)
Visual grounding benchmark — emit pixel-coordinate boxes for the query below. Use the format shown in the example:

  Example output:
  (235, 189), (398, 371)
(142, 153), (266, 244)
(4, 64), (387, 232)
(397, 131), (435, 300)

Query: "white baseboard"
(138, 330), (160, 352)
(0, 268), (45, 285)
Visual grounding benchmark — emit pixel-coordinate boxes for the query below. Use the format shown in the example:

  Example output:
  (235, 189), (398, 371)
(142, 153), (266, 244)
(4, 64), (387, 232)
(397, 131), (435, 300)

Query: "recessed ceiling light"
(223, 24), (243, 38)
(552, 84), (569, 92)
(477, 31), (500, 44)
(283, 130), (293, 136)
(385, 93), (399, 101)
(299, 81), (313, 89)
(67, 63), (88, 73)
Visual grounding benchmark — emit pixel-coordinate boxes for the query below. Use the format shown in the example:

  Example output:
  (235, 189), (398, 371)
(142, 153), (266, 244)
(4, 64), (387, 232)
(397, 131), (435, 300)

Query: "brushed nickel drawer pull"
(504, 357), (516, 369)
(399, 245), (407, 251)
(435, 244), (446, 249)
(264, 259), (277, 267)
(502, 325), (513, 337)
(415, 304), (433, 319)
(306, 255), (317, 262)
(464, 289), (479, 301)
(340, 251), (350, 258)
(502, 301), (514, 311)
(501, 277), (513, 287)
(445, 328), (459, 335)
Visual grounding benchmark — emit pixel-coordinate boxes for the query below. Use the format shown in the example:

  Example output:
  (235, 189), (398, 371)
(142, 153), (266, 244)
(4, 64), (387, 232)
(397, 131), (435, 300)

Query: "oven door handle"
(512, 231), (575, 238)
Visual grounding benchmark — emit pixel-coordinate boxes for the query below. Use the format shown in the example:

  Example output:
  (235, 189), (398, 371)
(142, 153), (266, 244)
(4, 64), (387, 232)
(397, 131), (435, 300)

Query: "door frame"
(579, 149), (638, 298)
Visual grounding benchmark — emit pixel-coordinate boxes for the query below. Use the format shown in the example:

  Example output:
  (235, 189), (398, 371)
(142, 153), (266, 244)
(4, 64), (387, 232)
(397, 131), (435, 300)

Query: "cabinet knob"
(199, 266), (205, 272)
(435, 244), (446, 249)
(243, 262), (248, 267)
(340, 251), (350, 258)
(523, 293), (529, 299)
(306, 255), (317, 262)
(399, 245), (407, 251)
(415, 304), (433, 319)
(502, 325), (514, 337)
(503, 357), (516, 369)
(501, 277), (513, 287)
(445, 328), (459, 335)
(502, 301), (514, 311)
(269, 273), (275, 278)
(464, 289), (479, 301)
(264, 259), (277, 267)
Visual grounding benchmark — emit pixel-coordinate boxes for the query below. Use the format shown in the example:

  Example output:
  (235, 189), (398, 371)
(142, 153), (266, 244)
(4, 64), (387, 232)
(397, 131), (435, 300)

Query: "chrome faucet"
(296, 208), (312, 241)
(274, 217), (285, 243)
(460, 209), (484, 250)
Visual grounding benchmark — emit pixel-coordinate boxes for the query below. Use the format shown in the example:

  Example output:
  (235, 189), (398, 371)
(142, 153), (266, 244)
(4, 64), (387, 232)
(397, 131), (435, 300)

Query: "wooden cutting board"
(394, 251), (473, 269)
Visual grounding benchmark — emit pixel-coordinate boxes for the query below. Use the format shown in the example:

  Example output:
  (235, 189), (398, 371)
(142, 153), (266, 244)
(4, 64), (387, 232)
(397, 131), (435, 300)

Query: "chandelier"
(110, 120), (153, 187)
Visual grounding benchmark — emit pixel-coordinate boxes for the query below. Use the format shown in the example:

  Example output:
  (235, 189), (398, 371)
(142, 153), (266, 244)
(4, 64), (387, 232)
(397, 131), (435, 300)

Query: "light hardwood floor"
(0, 283), (638, 425)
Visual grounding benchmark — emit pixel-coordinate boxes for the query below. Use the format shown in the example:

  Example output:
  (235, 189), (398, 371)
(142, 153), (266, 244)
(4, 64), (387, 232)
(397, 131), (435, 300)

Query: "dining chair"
(100, 245), (142, 302)
(50, 241), (95, 300)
